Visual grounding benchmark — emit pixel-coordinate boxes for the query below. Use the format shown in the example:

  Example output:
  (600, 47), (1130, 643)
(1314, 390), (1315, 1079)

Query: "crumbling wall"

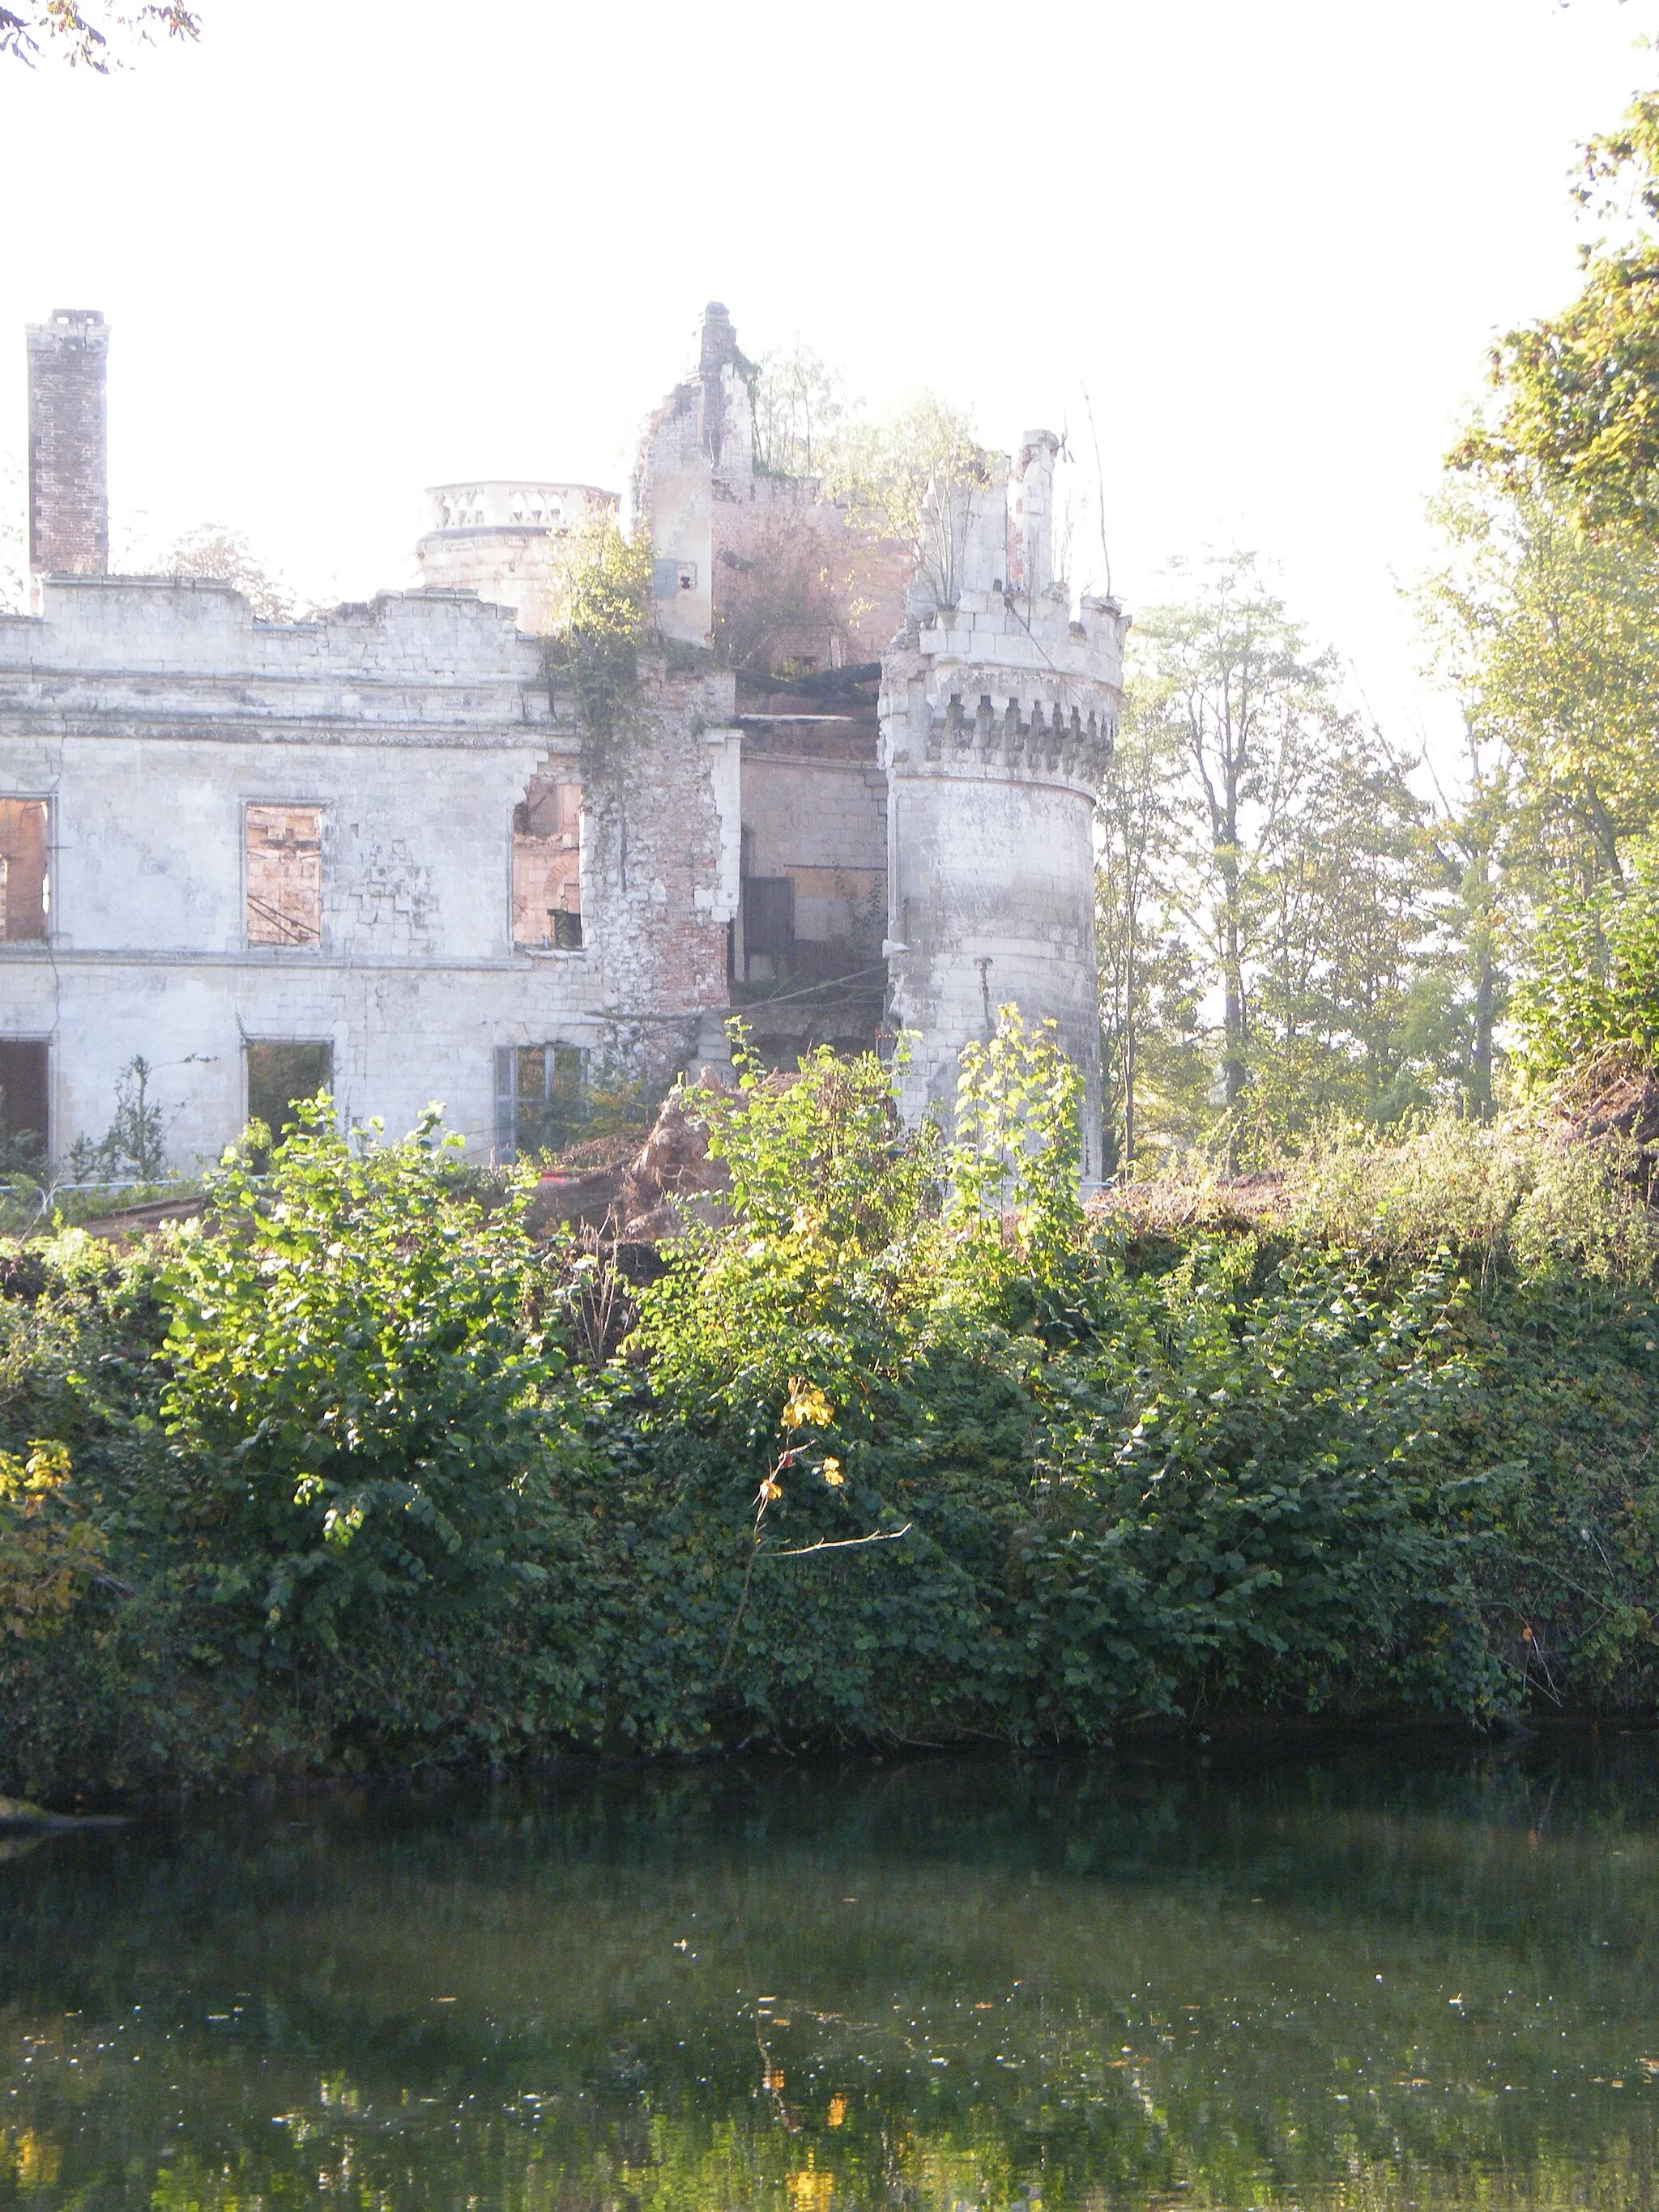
(0, 576), (738, 1164)
(566, 654), (740, 1083)
(512, 778), (582, 947)
(633, 303), (910, 671)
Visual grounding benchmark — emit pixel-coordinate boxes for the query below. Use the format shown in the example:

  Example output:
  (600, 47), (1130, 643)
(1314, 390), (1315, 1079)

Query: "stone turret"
(413, 479), (616, 633)
(879, 433), (1127, 1179)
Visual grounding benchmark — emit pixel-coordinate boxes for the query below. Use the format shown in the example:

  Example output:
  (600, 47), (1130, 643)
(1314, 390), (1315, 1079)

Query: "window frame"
(0, 1035), (52, 1161)
(0, 795), (53, 948)
(243, 1037), (336, 1152)
(494, 1042), (588, 1161)
(510, 779), (586, 954)
(243, 799), (326, 953)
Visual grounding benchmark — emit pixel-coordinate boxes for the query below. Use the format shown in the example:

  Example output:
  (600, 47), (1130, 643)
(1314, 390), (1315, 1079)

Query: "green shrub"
(156, 1098), (563, 1656)
(5, 1023), (1659, 1795)
(1514, 845), (1659, 1082)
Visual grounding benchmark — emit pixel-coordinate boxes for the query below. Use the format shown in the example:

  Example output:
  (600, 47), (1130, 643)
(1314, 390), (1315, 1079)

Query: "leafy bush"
(1514, 845), (1659, 1082)
(4, 1021), (1659, 1796)
(156, 1099), (561, 1655)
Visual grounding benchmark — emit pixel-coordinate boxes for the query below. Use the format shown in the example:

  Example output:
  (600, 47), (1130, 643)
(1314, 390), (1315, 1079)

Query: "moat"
(3, 1739), (1658, 2210)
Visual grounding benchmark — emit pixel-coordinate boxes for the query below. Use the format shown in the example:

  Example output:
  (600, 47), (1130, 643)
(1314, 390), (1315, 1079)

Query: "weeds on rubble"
(7, 1023), (1659, 1792)
(1109, 1097), (1659, 1292)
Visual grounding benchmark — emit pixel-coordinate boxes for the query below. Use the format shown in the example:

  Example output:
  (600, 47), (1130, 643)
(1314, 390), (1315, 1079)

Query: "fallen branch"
(764, 1525), (912, 1559)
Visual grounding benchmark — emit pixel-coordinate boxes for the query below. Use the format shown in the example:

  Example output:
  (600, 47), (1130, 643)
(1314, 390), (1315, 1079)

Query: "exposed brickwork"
(570, 656), (740, 1084)
(26, 310), (109, 582)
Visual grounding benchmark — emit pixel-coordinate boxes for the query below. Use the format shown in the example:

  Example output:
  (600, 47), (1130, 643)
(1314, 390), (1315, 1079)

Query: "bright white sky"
(1, 0), (1653, 756)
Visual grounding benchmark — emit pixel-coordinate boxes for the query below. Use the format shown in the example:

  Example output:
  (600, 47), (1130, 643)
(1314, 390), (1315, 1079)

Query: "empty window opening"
(0, 801), (49, 943)
(246, 805), (322, 947)
(246, 1040), (334, 1153)
(0, 1040), (49, 1166)
(513, 779), (582, 950)
(741, 872), (795, 985)
(496, 1042), (587, 1161)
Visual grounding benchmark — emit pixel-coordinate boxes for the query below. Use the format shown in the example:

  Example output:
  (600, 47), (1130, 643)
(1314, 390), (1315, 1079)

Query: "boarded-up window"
(0, 1039), (49, 1159)
(246, 1040), (334, 1151)
(0, 801), (49, 943)
(513, 780), (582, 949)
(246, 805), (322, 947)
(495, 1042), (586, 1159)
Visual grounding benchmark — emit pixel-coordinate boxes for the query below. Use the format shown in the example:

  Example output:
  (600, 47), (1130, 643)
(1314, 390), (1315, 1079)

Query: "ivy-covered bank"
(3, 1020), (1659, 1800)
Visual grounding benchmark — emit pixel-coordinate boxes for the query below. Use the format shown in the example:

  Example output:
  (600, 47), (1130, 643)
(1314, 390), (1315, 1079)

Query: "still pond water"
(3, 1740), (1659, 2210)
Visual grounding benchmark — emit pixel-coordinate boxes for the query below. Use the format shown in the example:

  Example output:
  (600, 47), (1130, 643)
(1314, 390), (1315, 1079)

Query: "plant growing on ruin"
(744, 346), (994, 604)
(66, 1056), (174, 1185)
(542, 518), (658, 757)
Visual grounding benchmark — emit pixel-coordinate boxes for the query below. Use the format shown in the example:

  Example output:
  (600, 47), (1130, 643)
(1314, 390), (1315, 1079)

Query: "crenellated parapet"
(879, 633), (1122, 796)
(880, 425), (1128, 799)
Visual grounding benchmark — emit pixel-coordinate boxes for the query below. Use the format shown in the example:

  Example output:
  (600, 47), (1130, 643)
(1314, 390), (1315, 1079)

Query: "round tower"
(414, 480), (616, 633)
(878, 433), (1126, 1179)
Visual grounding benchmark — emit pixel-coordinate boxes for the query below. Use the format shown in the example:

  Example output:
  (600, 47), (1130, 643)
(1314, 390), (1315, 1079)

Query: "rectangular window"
(513, 780), (582, 949)
(0, 1038), (49, 1162)
(741, 873), (795, 982)
(246, 804), (322, 947)
(0, 800), (49, 943)
(245, 1039), (334, 1151)
(494, 1042), (586, 1161)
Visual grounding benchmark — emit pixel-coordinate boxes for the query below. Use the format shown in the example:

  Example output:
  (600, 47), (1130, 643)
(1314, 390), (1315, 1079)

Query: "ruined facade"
(0, 305), (1124, 1179)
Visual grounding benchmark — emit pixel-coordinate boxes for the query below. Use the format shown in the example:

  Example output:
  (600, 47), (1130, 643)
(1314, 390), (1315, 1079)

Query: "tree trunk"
(1471, 927), (1495, 1119)
(1221, 872), (1247, 1165)
(1123, 936), (1138, 1173)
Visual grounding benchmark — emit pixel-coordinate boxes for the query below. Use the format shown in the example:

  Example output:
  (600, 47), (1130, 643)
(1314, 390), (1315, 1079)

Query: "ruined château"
(0, 305), (1124, 1179)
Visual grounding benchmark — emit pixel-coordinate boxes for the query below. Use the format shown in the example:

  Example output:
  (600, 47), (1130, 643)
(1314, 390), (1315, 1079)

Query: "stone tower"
(878, 433), (1127, 1178)
(413, 480), (617, 633)
(26, 309), (109, 592)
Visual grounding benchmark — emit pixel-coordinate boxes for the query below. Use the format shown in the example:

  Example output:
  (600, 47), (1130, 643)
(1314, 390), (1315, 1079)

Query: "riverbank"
(5, 1030), (1659, 1801)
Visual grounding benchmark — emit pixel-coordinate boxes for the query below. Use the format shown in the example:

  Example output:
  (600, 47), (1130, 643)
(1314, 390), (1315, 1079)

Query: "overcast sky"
(1, 0), (1652, 752)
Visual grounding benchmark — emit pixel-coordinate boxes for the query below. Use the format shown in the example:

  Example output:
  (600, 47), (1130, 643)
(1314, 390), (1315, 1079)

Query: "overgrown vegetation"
(540, 516), (659, 753)
(5, 1012), (1659, 1799)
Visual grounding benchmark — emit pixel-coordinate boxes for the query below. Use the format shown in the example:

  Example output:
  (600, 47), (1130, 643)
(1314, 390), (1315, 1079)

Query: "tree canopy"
(1456, 87), (1659, 538)
(2, 0), (198, 68)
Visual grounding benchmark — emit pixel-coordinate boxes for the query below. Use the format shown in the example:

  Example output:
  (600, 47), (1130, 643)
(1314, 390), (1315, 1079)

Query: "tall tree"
(1420, 480), (1659, 890)
(1247, 727), (1430, 1129)
(1096, 708), (1205, 1172)
(1131, 556), (1338, 1134)
(1411, 720), (1512, 1119)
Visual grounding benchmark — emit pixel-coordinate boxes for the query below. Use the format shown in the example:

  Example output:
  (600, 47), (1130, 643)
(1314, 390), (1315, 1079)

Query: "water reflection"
(2, 1740), (1658, 2208)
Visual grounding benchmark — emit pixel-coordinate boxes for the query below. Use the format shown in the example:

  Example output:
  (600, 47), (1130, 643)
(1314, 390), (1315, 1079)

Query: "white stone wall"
(0, 578), (736, 1168)
(740, 750), (887, 950)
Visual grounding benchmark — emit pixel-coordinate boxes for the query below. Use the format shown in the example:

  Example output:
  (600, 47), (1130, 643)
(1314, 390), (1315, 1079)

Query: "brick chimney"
(27, 309), (109, 586)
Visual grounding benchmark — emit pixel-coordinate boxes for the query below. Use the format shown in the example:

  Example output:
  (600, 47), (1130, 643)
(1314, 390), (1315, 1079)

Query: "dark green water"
(3, 1741), (1659, 2210)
